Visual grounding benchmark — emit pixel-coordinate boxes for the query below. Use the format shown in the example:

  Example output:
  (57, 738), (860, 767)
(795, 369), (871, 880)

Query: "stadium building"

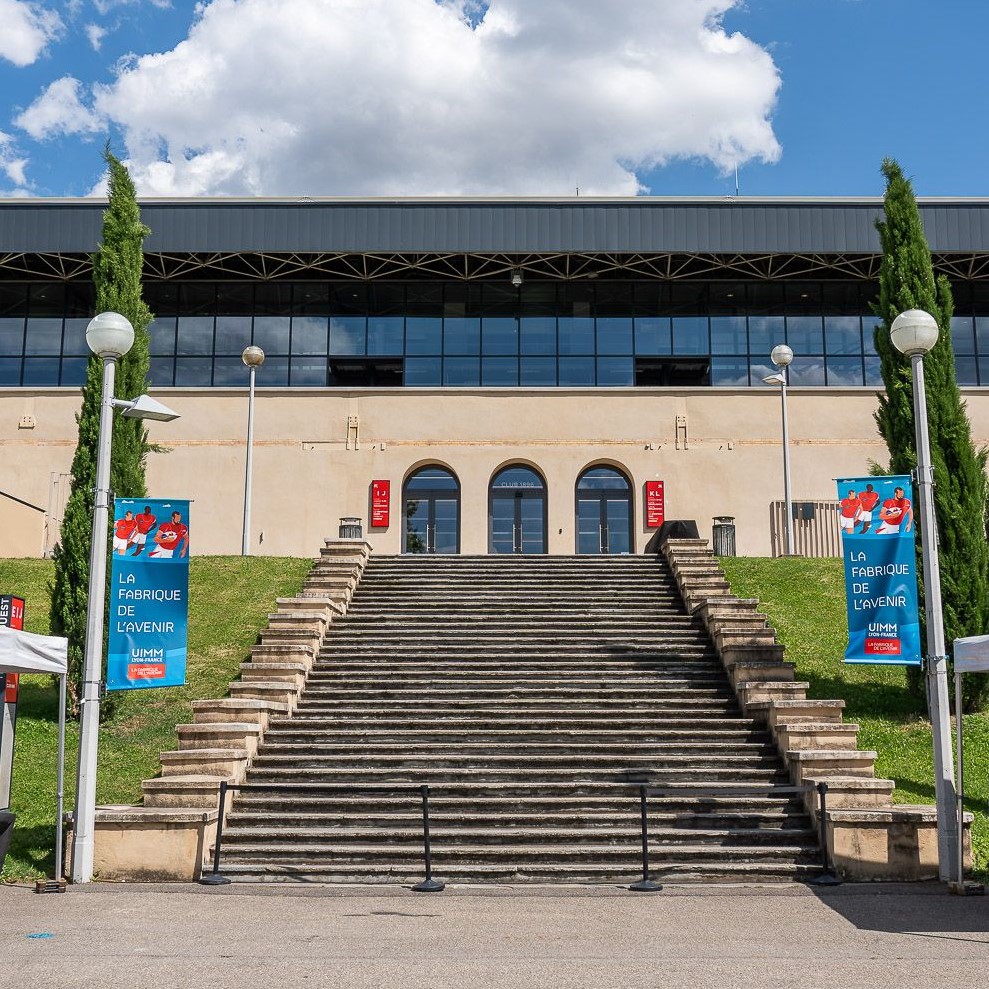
(2, 196), (988, 558)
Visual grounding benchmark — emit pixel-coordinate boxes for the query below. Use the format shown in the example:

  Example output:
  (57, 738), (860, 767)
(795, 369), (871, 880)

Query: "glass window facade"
(2, 278), (989, 388)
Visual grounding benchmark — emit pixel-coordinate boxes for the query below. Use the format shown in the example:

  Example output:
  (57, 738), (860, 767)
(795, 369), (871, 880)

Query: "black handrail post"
(807, 781), (841, 887)
(199, 779), (233, 886)
(412, 784), (445, 892)
(630, 784), (661, 892)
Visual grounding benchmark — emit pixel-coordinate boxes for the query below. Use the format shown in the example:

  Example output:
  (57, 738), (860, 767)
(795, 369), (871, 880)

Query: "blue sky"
(0, 0), (985, 199)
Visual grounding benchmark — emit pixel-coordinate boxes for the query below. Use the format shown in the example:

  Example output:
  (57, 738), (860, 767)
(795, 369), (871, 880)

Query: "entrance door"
(576, 466), (633, 554)
(489, 465), (547, 554)
(403, 466), (460, 553)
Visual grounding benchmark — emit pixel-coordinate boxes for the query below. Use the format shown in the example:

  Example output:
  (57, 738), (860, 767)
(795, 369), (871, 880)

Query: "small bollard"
(200, 779), (233, 886)
(412, 784), (445, 892)
(630, 785), (661, 892)
(808, 781), (841, 887)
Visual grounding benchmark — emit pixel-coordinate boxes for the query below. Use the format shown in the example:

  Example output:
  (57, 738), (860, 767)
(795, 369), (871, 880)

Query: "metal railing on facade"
(770, 500), (841, 558)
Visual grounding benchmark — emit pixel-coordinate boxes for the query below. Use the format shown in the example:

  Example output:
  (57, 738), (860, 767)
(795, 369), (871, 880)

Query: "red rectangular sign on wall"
(0, 595), (25, 703)
(645, 481), (665, 528)
(370, 480), (390, 528)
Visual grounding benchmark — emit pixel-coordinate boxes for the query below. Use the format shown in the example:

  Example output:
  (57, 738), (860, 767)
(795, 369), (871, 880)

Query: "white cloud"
(84, 21), (106, 49)
(15, 75), (105, 139)
(0, 131), (31, 192)
(0, 0), (63, 66)
(89, 0), (780, 196)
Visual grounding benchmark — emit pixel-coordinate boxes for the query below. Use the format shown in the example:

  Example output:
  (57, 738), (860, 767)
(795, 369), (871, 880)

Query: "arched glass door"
(489, 465), (547, 554)
(576, 466), (633, 554)
(403, 466), (460, 554)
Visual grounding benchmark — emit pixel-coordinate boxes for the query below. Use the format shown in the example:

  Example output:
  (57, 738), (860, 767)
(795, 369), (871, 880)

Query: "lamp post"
(889, 308), (958, 881)
(762, 343), (795, 556)
(71, 312), (180, 885)
(241, 346), (265, 556)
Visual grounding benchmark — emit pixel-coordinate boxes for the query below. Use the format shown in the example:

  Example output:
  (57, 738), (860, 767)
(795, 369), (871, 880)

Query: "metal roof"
(2, 196), (989, 255)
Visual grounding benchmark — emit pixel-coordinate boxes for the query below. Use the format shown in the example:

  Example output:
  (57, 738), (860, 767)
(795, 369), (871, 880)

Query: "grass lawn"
(721, 556), (989, 878)
(0, 556), (311, 882)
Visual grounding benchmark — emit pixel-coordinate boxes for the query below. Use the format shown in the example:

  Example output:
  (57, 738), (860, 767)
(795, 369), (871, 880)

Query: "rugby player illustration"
(130, 505), (158, 556)
(112, 510), (137, 555)
(876, 486), (913, 534)
(839, 489), (861, 535)
(856, 483), (881, 534)
(148, 510), (190, 559)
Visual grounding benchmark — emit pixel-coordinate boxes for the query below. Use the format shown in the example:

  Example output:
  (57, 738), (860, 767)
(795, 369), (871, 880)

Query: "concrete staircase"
(215, 554), (823, 883)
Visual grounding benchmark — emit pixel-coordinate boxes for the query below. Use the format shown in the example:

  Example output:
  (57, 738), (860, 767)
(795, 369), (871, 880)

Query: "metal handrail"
(199, 779), (841, 891)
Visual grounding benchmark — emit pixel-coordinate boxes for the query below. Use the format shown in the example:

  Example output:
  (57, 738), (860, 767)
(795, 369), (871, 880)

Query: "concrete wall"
(3, 386), (987, 558)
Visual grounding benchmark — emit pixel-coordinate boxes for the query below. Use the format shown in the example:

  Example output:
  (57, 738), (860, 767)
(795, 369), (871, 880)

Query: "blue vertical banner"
(835, 475), (921, 666)
(107, 498), (190, 691)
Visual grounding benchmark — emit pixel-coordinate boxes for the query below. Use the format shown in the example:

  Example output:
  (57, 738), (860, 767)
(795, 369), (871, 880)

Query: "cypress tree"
(50, 149), (154, 715)
(873, 158), (989, 710)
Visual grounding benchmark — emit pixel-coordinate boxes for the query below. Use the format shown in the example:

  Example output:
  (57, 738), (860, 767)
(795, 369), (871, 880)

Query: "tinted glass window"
(788, 356), (826, 386)
(291, 316), (328, 355)
(149, 317), (177, 356)
(559, 356), (595, 385)
(290, 356), (328, 386)
(24, 318), (62, 355)
(711, 357), (749, 386)
(177, 316), (214, 355)
(577, 467), (630, 491)
(672, 317), (708, 354)
(406, 318), (442, 355)
(748, 315), (785, 357)
(558, 318), (595, 355)
(634, 317), (671, 355)
(824, 316), (862, 355)
(330, 316), (366, 355)
(22, 357), (60, 384)
(952, 316), (976, 355)
(786, 316), (824, 354)
(443, 318), (480, 355)
(520, 317), (555, 355)
(367, 317), (404, 355)
(0, 358), (21, 384)
(826, 356), (864, 386)
(596, 318), (633, 355)
(482, 318), (518, 355)
(0, 318), (24, 355)
(254, 316), (291, 354)
(710, 316), (746, 355)
(405, 357), (442, 386)
(520, 357), (556, 386)
(175, 357), (213, 385)
(482, 356), (518, 385)
(443, 356), (480, 385)
(596, 357), (633, 385)
(215, 315), (252, 354)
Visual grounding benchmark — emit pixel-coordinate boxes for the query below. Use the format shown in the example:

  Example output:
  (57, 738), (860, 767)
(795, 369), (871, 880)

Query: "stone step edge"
(125, 537), (373, 850)
(660, 539), (928, 881)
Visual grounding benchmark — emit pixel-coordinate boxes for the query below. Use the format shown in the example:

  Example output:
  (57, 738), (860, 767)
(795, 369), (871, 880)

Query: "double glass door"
(489, 466), (546, 554)
(576, 467), (633, 554)
(404, 467), (460, 553)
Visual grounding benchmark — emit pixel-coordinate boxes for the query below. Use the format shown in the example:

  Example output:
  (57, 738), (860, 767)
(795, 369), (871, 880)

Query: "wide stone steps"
(216, 553), (819, 884)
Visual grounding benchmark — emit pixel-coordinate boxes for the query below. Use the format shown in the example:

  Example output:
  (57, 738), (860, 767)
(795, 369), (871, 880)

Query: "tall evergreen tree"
(873, 158), (989, 710)
(50, 149), (154, 715)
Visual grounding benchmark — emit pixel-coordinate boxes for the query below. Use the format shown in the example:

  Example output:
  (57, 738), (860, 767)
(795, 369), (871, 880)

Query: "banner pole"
(55, 673), (66, 882)
(954, 670), (964, 887)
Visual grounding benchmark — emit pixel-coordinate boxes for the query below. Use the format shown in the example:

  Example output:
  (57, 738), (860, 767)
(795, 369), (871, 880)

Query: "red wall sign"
(370, 480), (390, 528)
(0, 595), (25, 703)
(645, 481), (665, 528)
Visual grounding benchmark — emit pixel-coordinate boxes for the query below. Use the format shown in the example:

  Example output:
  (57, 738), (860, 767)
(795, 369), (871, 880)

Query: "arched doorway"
(575, 465), (633, 554)
(489, 464), (547, 554)
(403, 466), (460, 554)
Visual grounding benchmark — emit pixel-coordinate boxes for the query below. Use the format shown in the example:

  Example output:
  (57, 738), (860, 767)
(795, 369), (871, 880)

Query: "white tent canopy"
(0, 625), (68, 884)
(0, 625), (68, 675)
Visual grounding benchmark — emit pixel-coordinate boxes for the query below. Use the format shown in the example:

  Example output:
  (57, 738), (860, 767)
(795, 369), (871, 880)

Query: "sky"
(0, 0), (985, 200)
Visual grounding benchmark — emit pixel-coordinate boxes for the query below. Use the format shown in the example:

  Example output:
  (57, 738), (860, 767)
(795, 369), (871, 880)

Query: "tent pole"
(55, 674), (65, 882)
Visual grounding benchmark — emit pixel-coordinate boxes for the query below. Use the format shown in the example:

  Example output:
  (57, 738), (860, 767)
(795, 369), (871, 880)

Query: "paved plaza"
(1, 882), (987, 989)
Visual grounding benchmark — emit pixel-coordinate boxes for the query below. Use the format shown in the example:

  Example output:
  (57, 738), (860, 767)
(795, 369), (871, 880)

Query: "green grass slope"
(721, 556), (988, 877)
(0, 556), (311, 881)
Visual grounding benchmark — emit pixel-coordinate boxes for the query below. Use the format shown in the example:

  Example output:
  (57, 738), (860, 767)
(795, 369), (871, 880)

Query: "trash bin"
(0, 810), (14, 874)
(338, 516), (363, 539)
(712, 516), (736, 556)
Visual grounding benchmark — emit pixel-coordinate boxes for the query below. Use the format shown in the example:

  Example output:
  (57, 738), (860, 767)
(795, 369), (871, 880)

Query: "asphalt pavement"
(1, 881), (987, 989)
